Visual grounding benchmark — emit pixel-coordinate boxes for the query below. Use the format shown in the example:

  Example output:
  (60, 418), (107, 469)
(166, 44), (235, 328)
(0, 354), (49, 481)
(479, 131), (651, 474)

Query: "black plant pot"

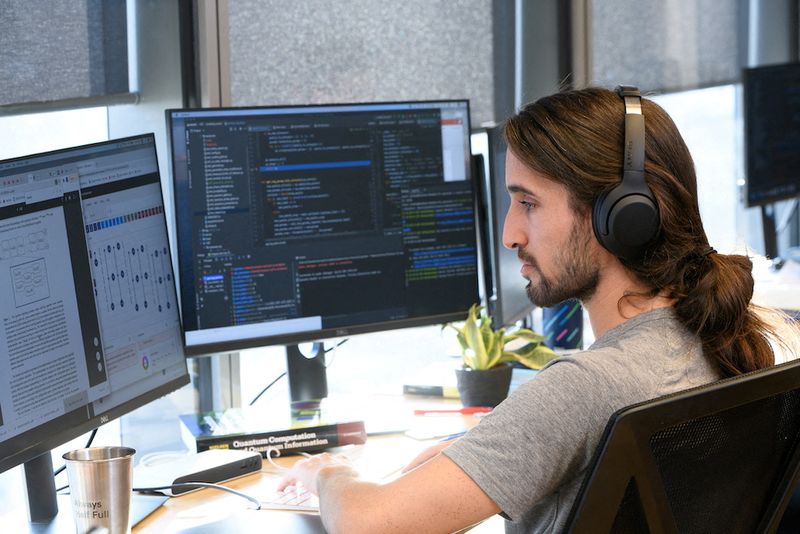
(455, 364), (513, 408)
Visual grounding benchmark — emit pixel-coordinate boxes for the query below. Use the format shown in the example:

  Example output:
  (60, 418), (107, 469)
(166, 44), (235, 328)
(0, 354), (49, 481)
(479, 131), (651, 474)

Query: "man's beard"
(519, 220), (600, 308)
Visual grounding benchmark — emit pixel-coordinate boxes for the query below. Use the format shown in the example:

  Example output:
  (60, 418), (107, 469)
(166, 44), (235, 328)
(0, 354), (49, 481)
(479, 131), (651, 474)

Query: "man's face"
(502, 150), (601, 307)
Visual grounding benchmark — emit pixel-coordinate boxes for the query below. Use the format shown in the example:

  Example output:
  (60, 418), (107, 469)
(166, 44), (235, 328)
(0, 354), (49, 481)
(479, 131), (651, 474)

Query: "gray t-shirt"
(443, 307), (721, 533)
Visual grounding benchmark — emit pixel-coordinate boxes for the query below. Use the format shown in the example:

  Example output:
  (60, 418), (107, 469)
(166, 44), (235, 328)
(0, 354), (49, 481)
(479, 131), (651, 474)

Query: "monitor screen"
(743, 62), (800, 207)
(0, 134), (188, 474)
(167, 101), (479, 356)
(471, 127), (535, 328)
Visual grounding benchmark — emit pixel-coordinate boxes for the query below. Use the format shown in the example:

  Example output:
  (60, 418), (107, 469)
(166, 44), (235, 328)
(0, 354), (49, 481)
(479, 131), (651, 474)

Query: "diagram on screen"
(10, 258), (50, 308)
(1, 229), (49, 261)
(90, 237), (173, 317)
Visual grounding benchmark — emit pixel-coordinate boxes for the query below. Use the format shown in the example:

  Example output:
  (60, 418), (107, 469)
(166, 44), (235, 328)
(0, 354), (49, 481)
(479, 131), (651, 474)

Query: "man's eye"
(520, 200), (535, 210)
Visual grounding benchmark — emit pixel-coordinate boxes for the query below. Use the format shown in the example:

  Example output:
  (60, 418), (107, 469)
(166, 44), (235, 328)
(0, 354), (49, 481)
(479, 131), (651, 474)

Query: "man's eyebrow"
(507, 184), (538, 197)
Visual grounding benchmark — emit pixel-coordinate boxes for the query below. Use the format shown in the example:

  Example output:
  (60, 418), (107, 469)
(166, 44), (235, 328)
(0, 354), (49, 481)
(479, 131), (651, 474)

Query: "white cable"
(263, 447), (312, 471)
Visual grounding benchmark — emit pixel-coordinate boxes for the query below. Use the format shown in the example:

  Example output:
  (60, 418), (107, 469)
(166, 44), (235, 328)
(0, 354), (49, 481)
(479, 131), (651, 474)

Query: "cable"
(248, 339), (349, 406)
(249, 371), (287, 406)
(58, 481), (262, 510)
(53, 428), (99, 477)
(133, 482), (261, 510)
(323, 338), (348, 355)
(263, 447), (312, 471)
(322, 338), (348, 368)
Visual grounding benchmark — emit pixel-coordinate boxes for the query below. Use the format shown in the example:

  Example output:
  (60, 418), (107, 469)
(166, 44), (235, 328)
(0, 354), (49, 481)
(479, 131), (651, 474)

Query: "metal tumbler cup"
(63, 446), (136, 534)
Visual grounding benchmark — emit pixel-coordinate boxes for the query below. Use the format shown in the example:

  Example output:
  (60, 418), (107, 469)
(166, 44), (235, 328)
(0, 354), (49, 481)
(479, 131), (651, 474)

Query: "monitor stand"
(286, 343), (328, 402)
(762, 203), (779, 263)
(23, 452), (59, 522)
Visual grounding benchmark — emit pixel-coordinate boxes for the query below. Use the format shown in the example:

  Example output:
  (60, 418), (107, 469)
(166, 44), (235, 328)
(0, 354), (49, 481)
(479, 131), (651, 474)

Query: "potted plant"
(447, 303), (557, 407)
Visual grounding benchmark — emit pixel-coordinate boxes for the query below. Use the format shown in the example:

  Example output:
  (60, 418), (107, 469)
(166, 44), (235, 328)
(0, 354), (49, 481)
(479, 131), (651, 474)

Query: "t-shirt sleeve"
(442, 357), (626, 521)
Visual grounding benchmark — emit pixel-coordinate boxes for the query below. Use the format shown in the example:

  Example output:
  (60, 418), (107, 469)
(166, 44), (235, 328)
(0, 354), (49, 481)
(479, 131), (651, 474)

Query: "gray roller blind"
(589, 0), (744, 92)
(225, 0), (495, 126)
(0, 0), (129, 107)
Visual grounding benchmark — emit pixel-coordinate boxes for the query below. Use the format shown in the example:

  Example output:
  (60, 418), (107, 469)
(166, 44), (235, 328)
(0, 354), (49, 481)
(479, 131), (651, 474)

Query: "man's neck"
(582, 262), (673, 339)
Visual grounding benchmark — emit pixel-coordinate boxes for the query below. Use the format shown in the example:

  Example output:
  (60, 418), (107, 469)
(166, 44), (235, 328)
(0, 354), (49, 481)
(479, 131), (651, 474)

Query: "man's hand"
(277, 452), (356, 495)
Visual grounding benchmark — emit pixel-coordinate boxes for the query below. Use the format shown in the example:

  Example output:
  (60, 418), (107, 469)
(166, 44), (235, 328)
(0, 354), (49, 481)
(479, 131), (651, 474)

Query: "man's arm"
(279, 450), (501, 534)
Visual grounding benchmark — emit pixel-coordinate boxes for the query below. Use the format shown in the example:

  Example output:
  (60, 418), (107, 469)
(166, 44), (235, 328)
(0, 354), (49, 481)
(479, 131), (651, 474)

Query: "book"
(179, 405), (367, 458)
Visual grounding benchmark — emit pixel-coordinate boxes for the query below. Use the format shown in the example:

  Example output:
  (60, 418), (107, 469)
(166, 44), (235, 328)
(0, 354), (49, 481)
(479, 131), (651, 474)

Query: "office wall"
(222, 0), (496, 126)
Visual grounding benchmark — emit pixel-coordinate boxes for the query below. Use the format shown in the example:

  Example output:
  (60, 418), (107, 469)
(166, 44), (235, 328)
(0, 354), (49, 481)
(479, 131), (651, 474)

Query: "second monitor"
(471, 126), (535, 329)
(167, 101), (480, 390)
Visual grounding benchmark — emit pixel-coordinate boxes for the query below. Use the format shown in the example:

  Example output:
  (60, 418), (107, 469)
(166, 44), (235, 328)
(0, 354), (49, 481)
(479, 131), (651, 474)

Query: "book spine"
(191, 421), (367, 458)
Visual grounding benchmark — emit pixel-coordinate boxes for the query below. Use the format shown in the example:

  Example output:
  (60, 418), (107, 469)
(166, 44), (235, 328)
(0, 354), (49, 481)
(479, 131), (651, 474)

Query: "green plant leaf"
(463, 304), (488, 369)
(508, 344), (558, 370)
(504, 328), (546, 344)
(485, 329), (505, 369)
(446, 303), (556, 371)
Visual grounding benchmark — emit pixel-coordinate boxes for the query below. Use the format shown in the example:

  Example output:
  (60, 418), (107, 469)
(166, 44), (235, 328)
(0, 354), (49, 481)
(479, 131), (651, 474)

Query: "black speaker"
(592, 86), (659, 260)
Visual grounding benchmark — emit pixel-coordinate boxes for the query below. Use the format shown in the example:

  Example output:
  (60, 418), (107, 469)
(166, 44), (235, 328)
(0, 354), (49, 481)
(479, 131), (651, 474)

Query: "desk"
(134, 431), (435, 533)
(1, 393), (506, 533)
(752, 256), (800, 312)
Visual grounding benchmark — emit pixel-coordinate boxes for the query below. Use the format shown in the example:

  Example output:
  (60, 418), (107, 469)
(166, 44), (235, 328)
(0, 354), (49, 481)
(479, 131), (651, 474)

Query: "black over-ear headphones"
(591, 85), (660, 260)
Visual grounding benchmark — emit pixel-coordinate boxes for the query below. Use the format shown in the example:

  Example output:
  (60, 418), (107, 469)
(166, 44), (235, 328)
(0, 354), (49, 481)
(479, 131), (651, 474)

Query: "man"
(278, 87), (788, 533)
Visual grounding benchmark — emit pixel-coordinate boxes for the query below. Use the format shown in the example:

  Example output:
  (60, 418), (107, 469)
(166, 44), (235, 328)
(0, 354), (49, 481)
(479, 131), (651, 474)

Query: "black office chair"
(565, 359), (800, 534)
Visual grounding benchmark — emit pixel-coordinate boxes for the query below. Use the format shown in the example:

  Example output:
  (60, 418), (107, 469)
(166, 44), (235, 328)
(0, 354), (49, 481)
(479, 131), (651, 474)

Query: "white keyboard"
(261, 485), (319, 512)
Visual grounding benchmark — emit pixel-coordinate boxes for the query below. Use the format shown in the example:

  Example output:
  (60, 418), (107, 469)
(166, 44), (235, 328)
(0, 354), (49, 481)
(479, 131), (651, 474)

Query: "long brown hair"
(504, 87), (776, 376)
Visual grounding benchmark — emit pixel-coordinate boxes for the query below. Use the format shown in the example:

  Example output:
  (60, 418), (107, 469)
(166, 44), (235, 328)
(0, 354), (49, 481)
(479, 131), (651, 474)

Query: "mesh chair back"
(566, 359), (800, 534)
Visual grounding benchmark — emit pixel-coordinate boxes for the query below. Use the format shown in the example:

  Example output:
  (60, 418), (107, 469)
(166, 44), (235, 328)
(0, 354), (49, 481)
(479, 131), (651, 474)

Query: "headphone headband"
(590, 85), (659, 260)
(616, 86), (646, 189)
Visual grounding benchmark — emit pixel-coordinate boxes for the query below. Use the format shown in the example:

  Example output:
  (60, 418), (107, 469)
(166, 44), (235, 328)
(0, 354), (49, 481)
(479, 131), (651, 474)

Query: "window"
(651, 85), (742, 254)
(0, 108), (108, 161)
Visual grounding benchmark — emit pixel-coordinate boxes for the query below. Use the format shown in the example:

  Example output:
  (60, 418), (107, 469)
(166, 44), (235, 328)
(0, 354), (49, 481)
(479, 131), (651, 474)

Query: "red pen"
(413, 406), (492, 416)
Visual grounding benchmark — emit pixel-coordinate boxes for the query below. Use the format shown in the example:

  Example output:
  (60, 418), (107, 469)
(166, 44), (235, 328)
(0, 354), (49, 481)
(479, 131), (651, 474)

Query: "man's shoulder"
(532, 308), (712, 399)
(570, 307), (690, 363)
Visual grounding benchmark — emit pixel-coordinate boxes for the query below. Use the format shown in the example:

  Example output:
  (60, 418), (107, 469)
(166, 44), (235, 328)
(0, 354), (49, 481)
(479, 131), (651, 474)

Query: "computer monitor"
(743, 62), (800, 208)
(166, 101), (479, 399)
(471, 126), (535, 328)
(743, 63), (800, 261)
(0, 134), (189, 521)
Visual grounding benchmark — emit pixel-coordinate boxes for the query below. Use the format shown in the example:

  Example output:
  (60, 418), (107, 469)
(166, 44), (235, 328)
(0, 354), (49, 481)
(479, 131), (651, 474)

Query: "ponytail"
(671, 252), (774, 376)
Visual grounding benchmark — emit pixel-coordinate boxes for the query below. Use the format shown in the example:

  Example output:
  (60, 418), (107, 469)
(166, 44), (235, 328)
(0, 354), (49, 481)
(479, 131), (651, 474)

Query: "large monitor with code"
(0, 134), (188, 520)
(166, 101), (479, 370)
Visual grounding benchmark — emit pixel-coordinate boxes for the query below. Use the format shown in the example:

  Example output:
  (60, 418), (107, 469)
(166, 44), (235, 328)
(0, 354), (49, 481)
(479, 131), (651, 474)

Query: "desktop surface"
(134, 399), (473, 533)
(0, 491), (166, 533)
(0, 392), (493, 533)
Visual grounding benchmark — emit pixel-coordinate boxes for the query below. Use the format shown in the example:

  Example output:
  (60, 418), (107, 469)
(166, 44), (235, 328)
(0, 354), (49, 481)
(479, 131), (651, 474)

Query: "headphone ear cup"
(593, 188), (659, 259)
(592, 189), (611, 248)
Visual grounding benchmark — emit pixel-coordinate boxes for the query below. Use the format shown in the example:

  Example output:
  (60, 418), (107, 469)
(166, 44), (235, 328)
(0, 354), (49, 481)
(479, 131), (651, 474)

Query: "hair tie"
(701, 246), (716, 258)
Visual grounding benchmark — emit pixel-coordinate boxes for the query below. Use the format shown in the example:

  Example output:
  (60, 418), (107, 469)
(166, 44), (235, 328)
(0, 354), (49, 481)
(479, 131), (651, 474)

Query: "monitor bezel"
(165, 99), (480, 357)
(0, 133), (190, 474)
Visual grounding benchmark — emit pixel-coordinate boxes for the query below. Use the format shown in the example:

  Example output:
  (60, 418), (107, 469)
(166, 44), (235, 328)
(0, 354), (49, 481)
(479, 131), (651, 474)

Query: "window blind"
(224, 0), (495, 126)
(0, 0), (129, 107)
(589, 0), (743, 93)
